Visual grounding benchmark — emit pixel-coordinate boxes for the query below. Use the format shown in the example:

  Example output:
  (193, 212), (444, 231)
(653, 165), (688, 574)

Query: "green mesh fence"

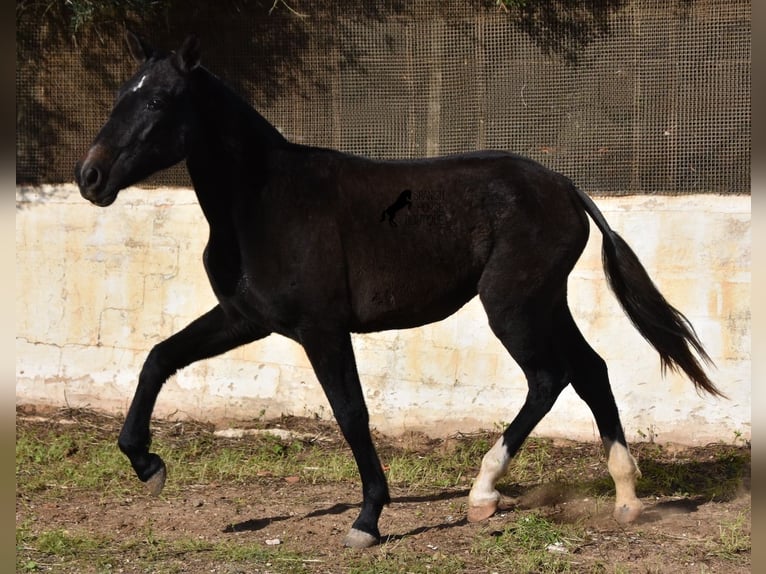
(16, 0), (750, 195)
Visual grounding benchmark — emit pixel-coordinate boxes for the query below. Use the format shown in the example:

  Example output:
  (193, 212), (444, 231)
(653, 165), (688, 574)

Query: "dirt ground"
(16, 408), (751, 573)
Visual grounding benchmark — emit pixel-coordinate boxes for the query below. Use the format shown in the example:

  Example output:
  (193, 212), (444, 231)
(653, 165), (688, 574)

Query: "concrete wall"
(16, 185), (750, 444)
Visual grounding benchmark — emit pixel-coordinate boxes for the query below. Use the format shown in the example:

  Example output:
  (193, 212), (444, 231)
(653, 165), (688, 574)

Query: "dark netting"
(16, 0), (750, 195)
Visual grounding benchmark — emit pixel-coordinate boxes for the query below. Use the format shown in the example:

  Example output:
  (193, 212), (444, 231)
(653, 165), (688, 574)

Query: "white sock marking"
(603, 438), (643, 520)
(469, 436), (510, 508)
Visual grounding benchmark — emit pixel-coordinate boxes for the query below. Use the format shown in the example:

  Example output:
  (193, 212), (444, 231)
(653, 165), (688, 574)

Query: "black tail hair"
(573, 187), (723, 398)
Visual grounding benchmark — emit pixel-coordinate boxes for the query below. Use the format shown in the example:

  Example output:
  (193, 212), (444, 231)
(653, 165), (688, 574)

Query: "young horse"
(76, 33), (720, 548)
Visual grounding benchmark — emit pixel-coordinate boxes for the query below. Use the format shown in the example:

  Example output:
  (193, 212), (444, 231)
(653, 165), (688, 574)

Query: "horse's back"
(301, 148), (591, 331)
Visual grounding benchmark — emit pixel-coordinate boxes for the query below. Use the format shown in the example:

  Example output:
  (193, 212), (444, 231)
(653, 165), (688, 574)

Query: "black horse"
(75, 33), (720, 548)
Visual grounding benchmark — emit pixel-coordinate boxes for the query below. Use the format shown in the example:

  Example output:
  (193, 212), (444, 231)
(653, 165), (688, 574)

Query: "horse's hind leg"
(468, 298), (644, 524)
(557, 305), (643, 524)
(468, 297), (570, 522)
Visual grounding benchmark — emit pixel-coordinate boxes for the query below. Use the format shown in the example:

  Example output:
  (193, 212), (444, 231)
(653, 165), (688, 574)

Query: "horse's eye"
(146, 97), (165, 111)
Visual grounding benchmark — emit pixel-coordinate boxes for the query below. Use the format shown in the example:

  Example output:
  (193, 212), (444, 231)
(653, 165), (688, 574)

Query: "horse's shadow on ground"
(223, 489), (470, 535)
(221, 493), (705, 536)
(223, 516), (292, 533)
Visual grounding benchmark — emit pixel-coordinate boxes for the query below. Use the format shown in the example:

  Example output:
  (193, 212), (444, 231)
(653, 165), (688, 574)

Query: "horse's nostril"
(84, 166), (101, 188)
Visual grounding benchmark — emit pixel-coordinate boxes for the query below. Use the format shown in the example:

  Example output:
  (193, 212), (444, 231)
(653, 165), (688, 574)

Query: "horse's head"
(76, 32), (201, 206)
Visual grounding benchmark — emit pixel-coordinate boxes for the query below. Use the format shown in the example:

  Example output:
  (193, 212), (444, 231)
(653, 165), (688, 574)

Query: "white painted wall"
(16, 185), (750, 444)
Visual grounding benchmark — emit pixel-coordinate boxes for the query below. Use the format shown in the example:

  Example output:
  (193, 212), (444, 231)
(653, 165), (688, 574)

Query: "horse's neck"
(190, 69), (284, 156)
(186, 69), (285, 225)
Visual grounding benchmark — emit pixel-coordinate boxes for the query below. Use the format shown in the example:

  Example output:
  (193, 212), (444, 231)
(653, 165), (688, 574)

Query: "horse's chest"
(203, 240), (298, 331)
(203, 239), (242, 299)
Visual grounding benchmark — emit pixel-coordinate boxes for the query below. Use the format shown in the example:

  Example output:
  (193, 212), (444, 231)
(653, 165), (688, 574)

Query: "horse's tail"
(572, 186), (723, 398)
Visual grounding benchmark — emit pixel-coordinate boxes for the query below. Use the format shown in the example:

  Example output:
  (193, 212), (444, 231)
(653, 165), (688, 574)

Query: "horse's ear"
(126, 31), (153, 64)
(175, 35), (201, 73)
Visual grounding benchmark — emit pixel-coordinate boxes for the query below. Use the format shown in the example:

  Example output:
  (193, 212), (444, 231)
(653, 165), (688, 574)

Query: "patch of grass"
(17, 522), (316, 574)
(505, 437), (552, 485)
(35, 528), (104, 557)
(16, 411), (576, 505)
(16, 526), (115, 572)
(158, 536), (311, 570)
(472, 512), (585, 572)
(16, 520), (39, 572)
(16, 423), (132, 499)
(708, 510), (751, 561)
(170, 434), (361, 487)
(379, 432), (488, 491)
(17, 411), (751, 507)
(386, 452), (468, 491)
(15, 414), (364, 502)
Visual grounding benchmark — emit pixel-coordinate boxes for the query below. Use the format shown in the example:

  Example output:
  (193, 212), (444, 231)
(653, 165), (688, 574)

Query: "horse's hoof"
(343, 528), (379, 549)
(144, 461), (167, 497)
(467, 503), (498, 523)
(613, 499), (643, 524)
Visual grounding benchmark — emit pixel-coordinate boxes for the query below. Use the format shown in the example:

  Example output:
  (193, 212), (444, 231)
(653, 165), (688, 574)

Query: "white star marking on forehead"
(131, 74), (147, 93)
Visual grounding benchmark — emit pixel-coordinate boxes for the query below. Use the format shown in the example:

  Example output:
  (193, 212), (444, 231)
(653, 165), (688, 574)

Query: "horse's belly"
(351, 293), (476, 333)
(348, 256), (481, 332)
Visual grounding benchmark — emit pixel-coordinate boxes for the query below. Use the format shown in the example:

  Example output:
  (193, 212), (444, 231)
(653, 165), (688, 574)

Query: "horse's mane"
(190, 65), (287, 150)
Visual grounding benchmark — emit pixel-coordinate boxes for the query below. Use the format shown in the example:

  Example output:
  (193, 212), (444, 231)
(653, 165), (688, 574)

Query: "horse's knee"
(140, 344), (176, 382)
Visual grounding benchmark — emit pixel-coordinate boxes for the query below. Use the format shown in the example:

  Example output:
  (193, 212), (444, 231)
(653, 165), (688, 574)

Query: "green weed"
(17, 521), (314, 574)
(708, 511), (751, 560)
(16, 526), (115, 572)
(473, 512), (584, 572)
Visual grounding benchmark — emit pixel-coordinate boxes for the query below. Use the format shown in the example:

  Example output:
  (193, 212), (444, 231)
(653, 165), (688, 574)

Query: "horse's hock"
(16, 186), (750, 444)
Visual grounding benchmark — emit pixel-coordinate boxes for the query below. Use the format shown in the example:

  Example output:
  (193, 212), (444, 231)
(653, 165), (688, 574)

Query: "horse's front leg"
(299, 329), (390, 548)
(118, 305), (269, 494)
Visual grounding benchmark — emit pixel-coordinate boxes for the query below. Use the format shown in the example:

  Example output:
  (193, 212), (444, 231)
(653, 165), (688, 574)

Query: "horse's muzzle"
(75, 146), (118, 206)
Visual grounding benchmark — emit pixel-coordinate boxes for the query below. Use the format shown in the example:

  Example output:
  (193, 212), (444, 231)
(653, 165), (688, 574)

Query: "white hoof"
(343, 528), (378, 549)
(613, 498), (644, 524)
(467, 488), (501, 523)
(467, 502), (498, 523)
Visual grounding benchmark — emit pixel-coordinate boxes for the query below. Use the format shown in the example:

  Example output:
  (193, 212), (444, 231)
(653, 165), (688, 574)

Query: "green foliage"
(67, 0), (155, 32)
(16, 0), (171, 34)
(17, 0), (534, 36)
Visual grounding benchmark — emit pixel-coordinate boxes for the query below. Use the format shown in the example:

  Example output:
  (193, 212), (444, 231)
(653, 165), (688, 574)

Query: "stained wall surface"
(16, 186), (750, 444)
